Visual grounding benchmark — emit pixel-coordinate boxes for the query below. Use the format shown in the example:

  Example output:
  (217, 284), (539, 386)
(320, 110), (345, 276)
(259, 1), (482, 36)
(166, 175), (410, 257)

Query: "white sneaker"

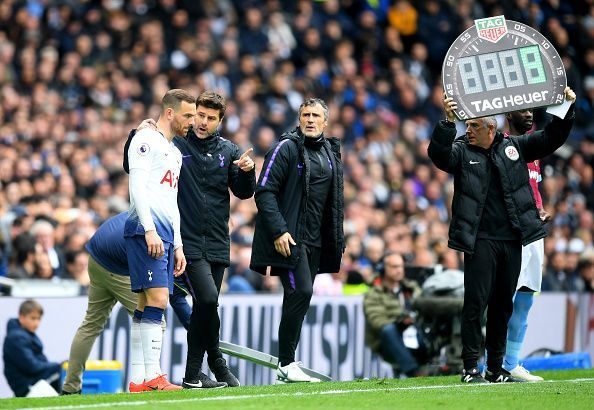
(276, 362), (321, 383)
(509, 365), (543, 382)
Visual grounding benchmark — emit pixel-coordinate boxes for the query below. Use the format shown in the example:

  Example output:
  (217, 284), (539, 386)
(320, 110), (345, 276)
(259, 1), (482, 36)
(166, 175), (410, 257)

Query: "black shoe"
(485, 368), (526, 383)
(461, 367), (488, 383)
(210, 357), (240, 387)
(182, 372), (228, 389)
(60, 389), (81, 395)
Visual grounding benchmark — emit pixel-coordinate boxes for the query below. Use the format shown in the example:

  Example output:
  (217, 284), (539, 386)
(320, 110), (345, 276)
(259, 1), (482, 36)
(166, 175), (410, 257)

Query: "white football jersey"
(125, 128), (182, 244)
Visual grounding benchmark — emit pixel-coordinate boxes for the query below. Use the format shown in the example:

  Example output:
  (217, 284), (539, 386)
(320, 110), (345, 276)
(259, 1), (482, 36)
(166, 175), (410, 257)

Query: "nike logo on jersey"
(469, 161), (480, 165)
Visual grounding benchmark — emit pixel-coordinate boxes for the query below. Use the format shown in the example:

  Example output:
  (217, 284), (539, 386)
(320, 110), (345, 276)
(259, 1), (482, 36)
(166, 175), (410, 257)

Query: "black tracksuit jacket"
(250, 128), (345, 274)
(124, 129), (256, 265)
(427, 112), (574, 254)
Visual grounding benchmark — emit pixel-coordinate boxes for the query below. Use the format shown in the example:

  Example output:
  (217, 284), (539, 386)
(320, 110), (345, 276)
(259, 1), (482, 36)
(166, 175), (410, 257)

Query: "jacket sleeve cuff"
(441, 119), (456, 128)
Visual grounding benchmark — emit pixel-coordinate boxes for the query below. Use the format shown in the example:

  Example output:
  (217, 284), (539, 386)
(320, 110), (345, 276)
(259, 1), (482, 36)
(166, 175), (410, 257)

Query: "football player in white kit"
(125, 89), (195, 392)
(503, 109), (548, 382)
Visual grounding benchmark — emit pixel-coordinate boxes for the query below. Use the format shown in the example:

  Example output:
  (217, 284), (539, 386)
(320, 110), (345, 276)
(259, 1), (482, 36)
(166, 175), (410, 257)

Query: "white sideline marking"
(19, 377), (594, 410)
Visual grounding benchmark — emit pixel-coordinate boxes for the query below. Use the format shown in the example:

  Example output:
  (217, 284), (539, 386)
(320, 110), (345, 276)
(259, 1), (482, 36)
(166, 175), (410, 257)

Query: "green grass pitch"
(2, 369), (593, 410)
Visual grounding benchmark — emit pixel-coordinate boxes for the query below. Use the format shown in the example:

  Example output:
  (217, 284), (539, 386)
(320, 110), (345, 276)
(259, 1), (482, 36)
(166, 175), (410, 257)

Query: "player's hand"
(173, 247), (186, 276)
(274, 232), (296, 258)
(538, 207), (551, 223)
(145, 230), (164, 259)
(137, 118), (157, 131)
(233, 148), (255, 172)
(443, 93), (457, 122)
(564, 87), (576, 104)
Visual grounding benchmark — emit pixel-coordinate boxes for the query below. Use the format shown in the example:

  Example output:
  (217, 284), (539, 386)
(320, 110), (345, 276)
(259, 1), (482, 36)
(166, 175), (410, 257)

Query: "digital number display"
(442, 16), (566, 119)
(458, 45), (546, 95)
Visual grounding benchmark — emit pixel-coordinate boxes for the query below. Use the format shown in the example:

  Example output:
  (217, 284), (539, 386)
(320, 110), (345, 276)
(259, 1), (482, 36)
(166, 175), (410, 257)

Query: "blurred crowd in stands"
(0, 0), (593, 295)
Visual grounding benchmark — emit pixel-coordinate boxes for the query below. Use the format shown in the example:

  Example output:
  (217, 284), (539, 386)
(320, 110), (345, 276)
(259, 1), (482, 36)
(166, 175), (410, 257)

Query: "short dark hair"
(299, 98), (329, 121)
(161, 89), (196, 112)
(19, 299), (43, 317)
(196, 91), (226, 119)
(65, 249), (84, 265)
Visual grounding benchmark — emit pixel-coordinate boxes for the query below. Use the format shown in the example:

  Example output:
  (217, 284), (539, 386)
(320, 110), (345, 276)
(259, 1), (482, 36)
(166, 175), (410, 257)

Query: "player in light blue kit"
(502, 109), (548, 382)
(125, 89), (195, 392)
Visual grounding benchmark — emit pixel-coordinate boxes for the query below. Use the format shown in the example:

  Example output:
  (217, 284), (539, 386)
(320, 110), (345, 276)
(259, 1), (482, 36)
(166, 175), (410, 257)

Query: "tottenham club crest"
(505, 146), (519, 161)
(137, 143), (150, 156)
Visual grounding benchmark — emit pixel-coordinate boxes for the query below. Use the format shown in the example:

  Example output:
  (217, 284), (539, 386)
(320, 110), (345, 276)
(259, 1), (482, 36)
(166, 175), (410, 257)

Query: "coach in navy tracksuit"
(250, 98), (344, 383)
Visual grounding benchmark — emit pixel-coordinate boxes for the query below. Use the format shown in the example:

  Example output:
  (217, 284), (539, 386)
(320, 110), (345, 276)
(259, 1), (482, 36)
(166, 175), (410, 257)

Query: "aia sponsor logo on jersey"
(160, 170), (179, 189)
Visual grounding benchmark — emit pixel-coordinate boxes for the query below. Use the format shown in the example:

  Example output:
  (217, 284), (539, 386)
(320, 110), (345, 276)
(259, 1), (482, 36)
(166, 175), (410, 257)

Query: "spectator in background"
(64, 250), (90, 289)
(360, 235), (385, 279)
(577, 249), (594, 292)
(30, 219), (65, 278)
(8, 233), (37, 279)
(543, 239), (585, 292)
(227, 246), (260, 293)
(33, 248), (54, 280)
(363, 251), (424, 377)
(3, 299), (61, 397)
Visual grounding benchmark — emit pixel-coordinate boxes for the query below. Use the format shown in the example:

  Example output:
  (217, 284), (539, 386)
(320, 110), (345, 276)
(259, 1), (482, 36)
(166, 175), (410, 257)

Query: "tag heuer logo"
(475, 15), (507, 43)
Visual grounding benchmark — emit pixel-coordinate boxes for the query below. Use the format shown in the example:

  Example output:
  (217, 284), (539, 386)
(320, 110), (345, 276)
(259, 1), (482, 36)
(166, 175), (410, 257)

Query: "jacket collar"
(280, 127), (327, 145)
(189, 129), (220, 154)
(466, 131), (504, 154)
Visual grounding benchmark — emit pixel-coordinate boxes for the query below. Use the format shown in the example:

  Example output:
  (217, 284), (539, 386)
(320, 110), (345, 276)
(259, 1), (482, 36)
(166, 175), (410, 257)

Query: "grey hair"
(298, 98), (329, 121)
(30, 219), (54, 236)
(482, 116), (497, 129)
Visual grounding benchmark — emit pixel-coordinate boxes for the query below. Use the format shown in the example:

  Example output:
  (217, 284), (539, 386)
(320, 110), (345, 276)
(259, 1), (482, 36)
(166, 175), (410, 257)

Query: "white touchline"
(19, 378), (594, 410)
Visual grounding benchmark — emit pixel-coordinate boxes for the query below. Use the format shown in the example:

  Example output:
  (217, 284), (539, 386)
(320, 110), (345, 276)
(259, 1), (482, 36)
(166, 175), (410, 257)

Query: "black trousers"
(461, 239), (521, 371)
(277, 244), (321, 366)
(184, 259), (226, 379)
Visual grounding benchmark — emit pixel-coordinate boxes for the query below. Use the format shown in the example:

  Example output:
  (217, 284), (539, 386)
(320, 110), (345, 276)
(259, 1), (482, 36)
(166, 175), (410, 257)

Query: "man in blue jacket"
(3, 299), (61, 397)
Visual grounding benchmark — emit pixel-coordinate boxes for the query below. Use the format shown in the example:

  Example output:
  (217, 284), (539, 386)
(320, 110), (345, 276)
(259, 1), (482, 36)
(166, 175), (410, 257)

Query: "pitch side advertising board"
(442, 15), (567, 119)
